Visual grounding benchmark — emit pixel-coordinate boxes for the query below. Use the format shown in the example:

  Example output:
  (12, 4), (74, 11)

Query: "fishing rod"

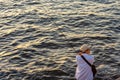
(58, 27), (78, 53)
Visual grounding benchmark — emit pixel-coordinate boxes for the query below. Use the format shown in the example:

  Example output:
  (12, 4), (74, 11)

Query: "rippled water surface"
(0, 0), (120, 80)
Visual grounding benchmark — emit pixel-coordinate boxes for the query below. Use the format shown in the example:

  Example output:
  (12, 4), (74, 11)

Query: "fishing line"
(58, 27), (78, 53)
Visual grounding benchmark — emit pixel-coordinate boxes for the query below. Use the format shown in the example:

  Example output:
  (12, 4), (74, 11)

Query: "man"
(75, 44), (94, 80)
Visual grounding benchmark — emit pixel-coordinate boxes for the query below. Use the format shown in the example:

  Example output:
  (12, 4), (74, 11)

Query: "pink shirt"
(75, 54), (94, 80)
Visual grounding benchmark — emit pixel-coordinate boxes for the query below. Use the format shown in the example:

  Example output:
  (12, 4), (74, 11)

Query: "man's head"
(80, 44), (91, 54)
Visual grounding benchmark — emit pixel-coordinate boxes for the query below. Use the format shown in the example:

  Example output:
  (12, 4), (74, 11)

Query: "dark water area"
(0, 0), (120, 80)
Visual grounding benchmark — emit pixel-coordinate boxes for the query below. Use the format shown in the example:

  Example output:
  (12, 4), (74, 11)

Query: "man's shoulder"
(83, 54), (94, 59)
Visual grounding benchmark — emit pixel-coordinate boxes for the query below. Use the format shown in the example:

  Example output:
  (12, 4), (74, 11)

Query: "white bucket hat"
(80, 44), (91, 52)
